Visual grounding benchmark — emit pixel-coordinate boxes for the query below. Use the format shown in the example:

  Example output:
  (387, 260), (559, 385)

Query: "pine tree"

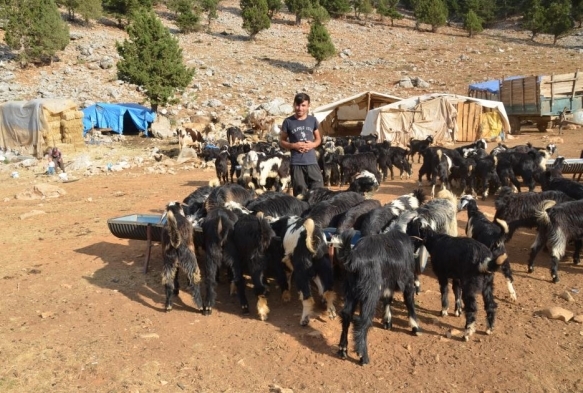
(116, 9), (195, 112)
(266, 0), (283, 18)
(4, 0), (70, 66)
(77, 0), (103, 23)
(463, 9), (482, 37)
(284, 0), (312, 24)
(103, 0), (153, 27)
(377, 0), (403, 25)
(198, 0), (221, 28)
(307, 20), (336, 68)
(414, 0), (447, 32)
(169, 0), (201, 33)
(320, 0), (350, 18)
(241, 0), (271, 38)
(545, 0), (573, 44)
(522, 0), (548, 40)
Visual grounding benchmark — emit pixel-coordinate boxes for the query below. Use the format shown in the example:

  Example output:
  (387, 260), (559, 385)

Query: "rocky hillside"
(1, 2), (583, 128)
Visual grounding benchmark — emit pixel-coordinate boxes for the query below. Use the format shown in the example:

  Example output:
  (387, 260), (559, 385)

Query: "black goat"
(408, 135), (434, 163)
(215, 150), (230, 185)
(336, 213), (420, 366)
(200, 207), (238, 315)
(417, 227), (501, 341)
(183, 185), (215, 218)
(204, 183), (254, 214)
(359, 189), (425, 236)
(339, 152), (381, 186)
(335, 199), (381, 233)
(527, 199), (583, 282)
(494, 187), (574, 240)
(226, 126), (245, 145)
(160, 202), (203, 312)
(305, 191), (365, 228)
(246, 191), (309, 219)
(459, 195), (516, 301)
(542, 176), (583, 200)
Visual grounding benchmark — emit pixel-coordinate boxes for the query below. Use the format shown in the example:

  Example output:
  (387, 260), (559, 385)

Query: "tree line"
(0, 0), (581, 112)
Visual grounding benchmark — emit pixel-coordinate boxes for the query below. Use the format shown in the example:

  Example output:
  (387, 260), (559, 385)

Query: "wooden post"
(572, 69), (579, 100)
(144, 224), (152, 274)
(550, 73), (554, 111)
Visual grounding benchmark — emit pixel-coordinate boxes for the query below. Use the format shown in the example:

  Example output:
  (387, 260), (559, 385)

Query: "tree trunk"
(151, 103), (159, 114)
(295, 13), (301, 25)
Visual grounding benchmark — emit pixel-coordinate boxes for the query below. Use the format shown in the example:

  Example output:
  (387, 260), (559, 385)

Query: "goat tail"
(436, 149), (442, 160)
(493, 155), (498, 166)
(208, 178), (221, 187)
(413, 188), (427, 205)
(535, 200), (556, 226)
(303, 218), (317, 254)
(435, 188), (457, 209)
(166, 210), (182, 249)
(494, 218), (509, 235)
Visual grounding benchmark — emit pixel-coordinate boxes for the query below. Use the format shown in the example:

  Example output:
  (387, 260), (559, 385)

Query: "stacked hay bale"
(42, 108), (63, 147)
(60, 110), (85, 148)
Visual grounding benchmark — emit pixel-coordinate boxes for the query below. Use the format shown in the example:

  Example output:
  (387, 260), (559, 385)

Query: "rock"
(269, 384), (294, 393)
(99, 56), (114, 69)
(398, 76), (414, 88)
(20, 210), (46, 220)
(574, 315), (583, 323)
(539, 307), (574, 322)
(560, 291), (575, 302)
(151, 116), (173, 139)
(140, 333), (159, 339)
(414, 77), (430, 88)
(446, 328), (462, 338)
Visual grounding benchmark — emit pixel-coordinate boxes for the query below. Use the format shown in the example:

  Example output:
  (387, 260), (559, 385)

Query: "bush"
(463, 9), (482, 37)
(307, 21), (336, 67)
(241, 0), (271, 38)
(414, 0), (448, 32)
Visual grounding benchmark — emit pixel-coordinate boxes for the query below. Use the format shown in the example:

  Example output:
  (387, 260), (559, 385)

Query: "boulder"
(539, 307), (574, 322)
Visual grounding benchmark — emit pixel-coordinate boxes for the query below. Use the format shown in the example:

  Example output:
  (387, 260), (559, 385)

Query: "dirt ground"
(1, 125), (582, 393)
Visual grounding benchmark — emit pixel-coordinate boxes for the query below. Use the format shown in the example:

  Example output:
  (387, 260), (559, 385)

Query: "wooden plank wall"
(540, 72), (583, 97)
(456, 102), (482, 141)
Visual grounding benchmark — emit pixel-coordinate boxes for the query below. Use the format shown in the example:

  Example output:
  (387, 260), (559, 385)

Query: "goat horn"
(409, 235), (424, 242)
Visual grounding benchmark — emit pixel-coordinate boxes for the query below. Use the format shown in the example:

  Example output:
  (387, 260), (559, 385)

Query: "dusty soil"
(3, 3), (583, 392)
(1, 126), (583, 393)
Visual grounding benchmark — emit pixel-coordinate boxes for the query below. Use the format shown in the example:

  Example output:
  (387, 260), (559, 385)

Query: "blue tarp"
(468, 76), (524, 94)
(82, 103), (156, 136)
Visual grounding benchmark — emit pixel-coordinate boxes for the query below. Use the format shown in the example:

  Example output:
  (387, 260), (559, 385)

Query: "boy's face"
(294, 100), (309, 119)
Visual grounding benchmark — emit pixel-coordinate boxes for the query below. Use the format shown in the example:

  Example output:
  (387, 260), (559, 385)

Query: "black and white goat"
(494, 187), (574, 240)
(183, 185), (215, 218)
(339, 152), (382, 186)
(335, 199), (382, 233)
(455, 138), (488, 158)
(459, 195), (516, 301)
(304, 191), (365, 228)
(415, 226), (501, 341)
(204, 183), (254, 214)
(160, 202), (203, 312)
(275, 216), (336, 326)
(336, 212), (420, 365)
(359, 189), (425, 236)
(527, 199), (583, 282)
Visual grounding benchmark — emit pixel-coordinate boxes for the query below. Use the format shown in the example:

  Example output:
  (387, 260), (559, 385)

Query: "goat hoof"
(359, 357), (369, 366)
(241, 305), (250, 314)
(527, 266), (534, 273)
(574, 260), (580, 266)
(300, 317), (310, 326)
(338, 348), (348, 359)
(552, 275), (560, 283)
(165, 305), (172, 312)
(173, 289), (179, 295)
(486, 328), (493, 335)
(441, 310), (448, 317)
(383, 321), (392, 330)
(412, 327), (421, 336)
(454, 310), (462, 317)
(202, 307), (212, 316)
(463, 334), (471, 342)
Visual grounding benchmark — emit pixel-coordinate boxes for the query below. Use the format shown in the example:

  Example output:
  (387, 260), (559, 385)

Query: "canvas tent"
(82, 103), (156, 136)
(0, 98), (82, 157)
(313, 91), (402, 137)
(361, 93), (511, 146)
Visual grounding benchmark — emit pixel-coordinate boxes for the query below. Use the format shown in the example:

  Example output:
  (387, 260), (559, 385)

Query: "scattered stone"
(20, 210), (46, 220)
(140, 333), (159, 339)
(446, 328), (462, 338)
(270, 384), (294, 393)
(40, 312), (53, 319)
(539, 307), (574, 322)
(574, 315), (583, 323)
(560, 291), (574, 302)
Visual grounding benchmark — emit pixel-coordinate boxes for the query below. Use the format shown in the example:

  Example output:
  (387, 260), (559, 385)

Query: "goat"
(215, 150), (230, 185)
(276, 216), (336, 326)
(339, 152), (382, 186)
(460, 195), (516, 301)
(199, 207), (238, 315)
(527, 200), (583, 282)
(494, 187), (574, 240)
(246, 191), (309, 219)
(335, 199), (381, 233)
(304, 191), (365, 228)
(226, 214), (279, 320)
(183, 185), (215, 218)
(542, 176), (583, 200)
(336, 212), (420, 365)
(359, 189), (425, 236)
(204, 183), (254, 214)
(416, 226), (501, 341)
(408, 135), (434, 163)
(160, 202), (203, 312)
(226, 126), (245, 145)
(348, 170), (379, 197)
(455, 138), (487, 158)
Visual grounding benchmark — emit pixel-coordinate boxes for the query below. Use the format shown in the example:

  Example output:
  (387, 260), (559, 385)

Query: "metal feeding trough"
(546, 156), (583, 182)
(107, 214), (166, 273)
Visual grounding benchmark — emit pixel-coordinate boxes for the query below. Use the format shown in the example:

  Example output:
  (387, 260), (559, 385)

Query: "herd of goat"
(158, 130), (583, 365)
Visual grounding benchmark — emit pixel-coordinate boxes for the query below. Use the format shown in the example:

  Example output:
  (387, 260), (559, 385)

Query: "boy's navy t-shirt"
(281, 115), (319, 165)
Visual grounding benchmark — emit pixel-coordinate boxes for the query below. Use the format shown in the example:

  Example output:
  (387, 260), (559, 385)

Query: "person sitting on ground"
(50, 147), (66, 173)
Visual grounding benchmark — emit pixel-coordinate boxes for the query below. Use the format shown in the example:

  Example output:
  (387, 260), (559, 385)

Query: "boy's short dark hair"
(294, 93), (311, 105)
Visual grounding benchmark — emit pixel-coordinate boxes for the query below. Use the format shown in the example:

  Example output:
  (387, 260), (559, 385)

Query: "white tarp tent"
(361, 93), (511, 146)
(313, 91), (402, 136)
